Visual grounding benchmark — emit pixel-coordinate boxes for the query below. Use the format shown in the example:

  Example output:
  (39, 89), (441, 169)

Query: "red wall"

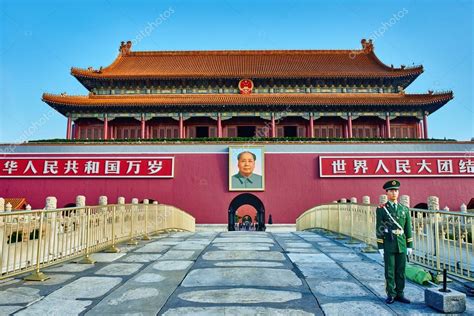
(1, 152), (473, 224)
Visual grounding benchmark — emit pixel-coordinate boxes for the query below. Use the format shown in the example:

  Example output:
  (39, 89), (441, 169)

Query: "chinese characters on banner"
(320, 156), (474, 177)
(0, 156), (174, 178)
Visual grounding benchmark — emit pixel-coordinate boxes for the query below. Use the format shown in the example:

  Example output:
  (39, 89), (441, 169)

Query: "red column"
(385, 113), (391, 138)
(309, 113), (314, 138)
(103, 114), (108, 140)
(66, 115), (72, 139)
(76, 125), (81, 140)
(179, 114), (184, 139)
(347, 113), (353, 138)
(423, 112), (428, 139)
(217, 113), (222, 138)
(271, 113), (276, 138)
(417, 121), (422, 139)
(141, 114), (146, 139)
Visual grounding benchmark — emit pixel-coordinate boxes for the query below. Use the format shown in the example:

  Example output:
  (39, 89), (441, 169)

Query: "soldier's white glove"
(378, 249), (384, 257)
(407, 248), (413, 256)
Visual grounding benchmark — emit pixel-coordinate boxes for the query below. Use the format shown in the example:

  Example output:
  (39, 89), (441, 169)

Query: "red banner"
(320, 156), (474, 177)
(0, 155), (174, 178)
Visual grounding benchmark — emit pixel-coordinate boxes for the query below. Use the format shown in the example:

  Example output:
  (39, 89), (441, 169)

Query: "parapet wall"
(1, 142), (473, 223)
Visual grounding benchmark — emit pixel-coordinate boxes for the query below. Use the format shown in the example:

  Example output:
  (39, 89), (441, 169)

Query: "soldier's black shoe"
(395, 296), (411, 304)
(385, 296), (395, 304)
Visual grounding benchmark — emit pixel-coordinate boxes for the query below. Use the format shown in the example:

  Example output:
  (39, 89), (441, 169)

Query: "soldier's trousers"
(383, 251), (406, 297)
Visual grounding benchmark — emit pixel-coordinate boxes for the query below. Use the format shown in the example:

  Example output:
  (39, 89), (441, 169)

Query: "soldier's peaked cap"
(383, 179), (400, 190)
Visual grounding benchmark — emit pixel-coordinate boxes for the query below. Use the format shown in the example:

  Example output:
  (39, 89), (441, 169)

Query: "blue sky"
(0, 0), (472, 142)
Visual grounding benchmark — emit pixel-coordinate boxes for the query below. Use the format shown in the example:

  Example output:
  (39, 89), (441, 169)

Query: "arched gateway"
(228, 193), (265, 231)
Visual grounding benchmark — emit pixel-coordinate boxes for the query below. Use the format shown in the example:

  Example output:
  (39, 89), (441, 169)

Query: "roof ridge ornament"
(361, 39), (374, 53)
(86, 66), (101, 73)
(119, 41), (132, 56)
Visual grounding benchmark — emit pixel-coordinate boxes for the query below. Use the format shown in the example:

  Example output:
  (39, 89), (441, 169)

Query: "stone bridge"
(0, 230), (472, 315)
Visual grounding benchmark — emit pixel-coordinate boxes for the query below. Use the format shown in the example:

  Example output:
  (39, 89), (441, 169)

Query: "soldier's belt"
(392, 229), (404, 235)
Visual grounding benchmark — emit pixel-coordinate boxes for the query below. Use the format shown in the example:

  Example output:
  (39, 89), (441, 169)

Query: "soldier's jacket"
(376, 202), (413, 253)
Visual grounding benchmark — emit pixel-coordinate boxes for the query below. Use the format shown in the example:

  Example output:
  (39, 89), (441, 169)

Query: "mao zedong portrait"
(231, 151), (263, 189)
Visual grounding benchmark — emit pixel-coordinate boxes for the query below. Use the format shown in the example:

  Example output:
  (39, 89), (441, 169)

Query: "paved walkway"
(0, 230), (473, 315)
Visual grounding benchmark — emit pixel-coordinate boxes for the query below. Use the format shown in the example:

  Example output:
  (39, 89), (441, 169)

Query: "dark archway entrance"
(228, 193), (265, 231)
(414, 203), (428, 209)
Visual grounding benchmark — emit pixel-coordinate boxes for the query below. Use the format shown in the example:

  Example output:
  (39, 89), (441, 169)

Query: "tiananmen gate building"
(42, 39), (452, 141)
(1, 39), (473, 230)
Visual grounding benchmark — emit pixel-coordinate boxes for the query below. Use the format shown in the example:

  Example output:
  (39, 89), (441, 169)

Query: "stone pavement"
(0, 230), (473, 315)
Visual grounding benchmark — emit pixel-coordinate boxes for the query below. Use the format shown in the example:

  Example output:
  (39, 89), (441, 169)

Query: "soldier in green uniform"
(376, 180), (413, 304)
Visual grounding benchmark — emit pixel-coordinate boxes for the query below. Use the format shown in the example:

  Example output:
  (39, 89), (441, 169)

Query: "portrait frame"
(228, 146), (265, 191)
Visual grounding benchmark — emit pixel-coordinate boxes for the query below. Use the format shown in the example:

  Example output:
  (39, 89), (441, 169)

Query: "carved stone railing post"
(75, 195), (87, 252)
(117, 197), (125, 215)
(142, 199), (150, 240)
(5, 202), (12, 223)
(99, 196), (108, 207)
(0, 197), (4, 225)
(45, 196), (57, 256)
(128, 198), (139, 245)
(362, 196), (370, 204)
(116, 197), (126, 238)
(428, 196), (440, 211)
(400, 195), (410, 208)
(362, 196), (378, 253)
(76, 195), (86, 207)
(104, 195), (120, 253)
